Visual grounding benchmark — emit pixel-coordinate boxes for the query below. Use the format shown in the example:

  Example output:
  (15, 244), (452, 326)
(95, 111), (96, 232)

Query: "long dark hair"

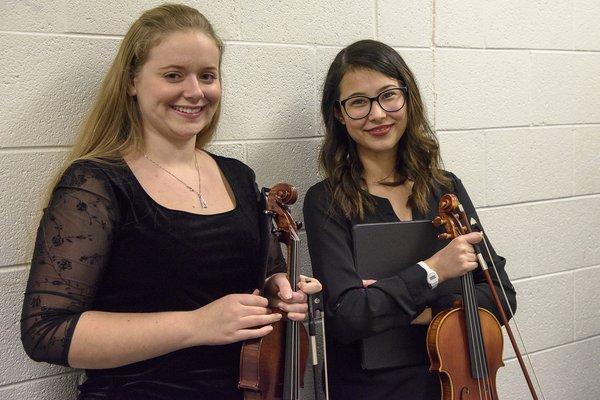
(320, 39), (451, 219)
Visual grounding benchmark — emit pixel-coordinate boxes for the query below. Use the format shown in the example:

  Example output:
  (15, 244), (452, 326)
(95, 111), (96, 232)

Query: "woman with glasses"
(303, 40), (516, 399)
(20, 4), (321, 399)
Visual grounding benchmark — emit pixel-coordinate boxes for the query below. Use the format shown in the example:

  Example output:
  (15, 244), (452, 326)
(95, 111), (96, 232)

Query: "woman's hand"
(264, 273), (323, 321)
(410, 308), (432, 325)
(425, 232), (483, 283)
(191, 290), (282, 345)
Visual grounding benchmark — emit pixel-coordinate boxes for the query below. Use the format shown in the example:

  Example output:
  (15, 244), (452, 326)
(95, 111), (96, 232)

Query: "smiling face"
(129, 30), (221, 145)
(336, 68), (408, 161)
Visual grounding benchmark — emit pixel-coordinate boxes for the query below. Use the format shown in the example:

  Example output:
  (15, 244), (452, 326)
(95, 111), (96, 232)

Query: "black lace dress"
(21, 154), (284, 400)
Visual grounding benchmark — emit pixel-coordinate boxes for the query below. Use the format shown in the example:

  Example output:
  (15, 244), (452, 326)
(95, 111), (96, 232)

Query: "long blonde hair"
(48, 3), (223, 199)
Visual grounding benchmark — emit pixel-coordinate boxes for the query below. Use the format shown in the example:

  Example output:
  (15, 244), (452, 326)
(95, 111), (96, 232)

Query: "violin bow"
(455, 201), (546, 400)
(307, 292), (330, 400)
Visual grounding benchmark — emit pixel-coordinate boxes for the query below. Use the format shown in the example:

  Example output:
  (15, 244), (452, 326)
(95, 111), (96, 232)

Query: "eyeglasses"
(338, 86), (408, 120)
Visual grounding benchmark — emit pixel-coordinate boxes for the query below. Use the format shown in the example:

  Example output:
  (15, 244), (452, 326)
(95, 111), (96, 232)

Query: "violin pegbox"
(265, 183), (299, 245)
(432, 194), (470, 240)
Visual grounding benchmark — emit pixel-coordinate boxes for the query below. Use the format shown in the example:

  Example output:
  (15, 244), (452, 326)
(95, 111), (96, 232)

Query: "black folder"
(352, 220), (446, 370)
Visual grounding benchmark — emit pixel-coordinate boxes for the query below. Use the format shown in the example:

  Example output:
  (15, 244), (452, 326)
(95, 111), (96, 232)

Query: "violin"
(427, 194), (540, 399)
(427, 194), (504, 399)
(238, 183), (309, 400)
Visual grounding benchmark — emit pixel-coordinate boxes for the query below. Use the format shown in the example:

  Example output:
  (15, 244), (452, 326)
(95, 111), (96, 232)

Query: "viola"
(238, 183), (309, 400)
(426, 194), (540, 400)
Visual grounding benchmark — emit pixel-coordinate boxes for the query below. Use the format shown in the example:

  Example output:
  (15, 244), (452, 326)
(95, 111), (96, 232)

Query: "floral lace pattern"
(21, 164), (118, 366)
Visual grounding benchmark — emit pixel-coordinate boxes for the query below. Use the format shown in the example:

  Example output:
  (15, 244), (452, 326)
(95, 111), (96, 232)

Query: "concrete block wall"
(1, 1), (598, 399)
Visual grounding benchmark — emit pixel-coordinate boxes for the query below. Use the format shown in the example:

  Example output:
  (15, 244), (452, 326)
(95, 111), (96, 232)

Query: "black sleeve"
(431, 173), (517, 323)
(20, 162), (119, 366)
(303, 183), (438, 344)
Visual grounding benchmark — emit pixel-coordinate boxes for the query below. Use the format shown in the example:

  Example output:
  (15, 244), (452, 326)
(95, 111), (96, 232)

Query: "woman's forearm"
(68, 310), (197, 369)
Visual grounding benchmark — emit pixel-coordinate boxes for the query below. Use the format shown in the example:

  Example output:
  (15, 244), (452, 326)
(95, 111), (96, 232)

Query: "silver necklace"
(143, 152), (208, 208)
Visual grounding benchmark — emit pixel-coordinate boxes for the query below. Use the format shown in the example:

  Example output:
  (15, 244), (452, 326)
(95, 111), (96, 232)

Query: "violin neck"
(283, 237), (300, 400)
(461, 272), (489, 379)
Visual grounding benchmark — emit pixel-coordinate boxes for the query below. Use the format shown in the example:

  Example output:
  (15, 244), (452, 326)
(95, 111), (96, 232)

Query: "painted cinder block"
(486, 127), (573, 206)
(573, 0), (600, 51)
(0, 0), (65, 33)
(378, 0), (432, 47)
(532, 51), (600, 125)
(479, 199), (586, 279)
(577, 197), (600, 268)
(1, 33), (118, 148)
(205, 142), (246, 162)
(0, 373), (80, 400)
(246, 139), (322, 215)
(574, 266), (600, 340)
(238, 0), (374, 45)
(484, 1), (572, 50)
(500, 336), (600, 400)
(397, 48), (435, 122)
(315, 46), (342, 137)
(496, 356), (536, 400)
(0, 151), (69, 266)
(434, 0), (488, 48)
(61, 0), (241, 40)
(437, 130), (486, 208)
(573, 126), (600, 196)
(508, 274), (574, 354)
(435, 49), (531, 130)
(436, 0), (572, 50)
(217, 44), (317, 142)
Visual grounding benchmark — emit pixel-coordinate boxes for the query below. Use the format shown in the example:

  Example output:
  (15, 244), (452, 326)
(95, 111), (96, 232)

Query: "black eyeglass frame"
(337, 86), (408, 120)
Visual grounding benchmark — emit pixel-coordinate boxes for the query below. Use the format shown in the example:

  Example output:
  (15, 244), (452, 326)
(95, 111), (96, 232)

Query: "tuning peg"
(263, 210), (276, 216)
(433, 216), (443, 227)
(295, 221), (303, 230)
(438, 233), (452, 240)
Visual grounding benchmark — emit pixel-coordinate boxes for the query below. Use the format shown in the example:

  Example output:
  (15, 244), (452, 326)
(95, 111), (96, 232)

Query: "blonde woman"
(20, 4), (320, 399)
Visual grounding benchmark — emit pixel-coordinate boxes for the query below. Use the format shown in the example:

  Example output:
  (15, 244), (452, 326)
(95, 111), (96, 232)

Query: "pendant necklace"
(144, 151), (208, 208)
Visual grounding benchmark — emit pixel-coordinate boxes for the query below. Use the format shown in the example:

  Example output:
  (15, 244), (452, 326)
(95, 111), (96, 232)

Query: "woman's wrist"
(181, 309), (206, 347)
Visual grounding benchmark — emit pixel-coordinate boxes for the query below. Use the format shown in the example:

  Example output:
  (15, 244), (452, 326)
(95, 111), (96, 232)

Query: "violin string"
(472, 272), (494, 400)
(460, 210), (496, 399)
(456, 216), (489, 399)
(293, 237), (299, 399)
(292, 234), (301, 399)
(468, 269), (494, 400)
(465, 272), (489, 399)
(480, 235), (546, 400)
(465, 238), (493, 398)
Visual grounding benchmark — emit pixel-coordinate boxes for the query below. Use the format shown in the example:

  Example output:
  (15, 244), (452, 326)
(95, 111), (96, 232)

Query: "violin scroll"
(269, 183), (298, 205)
(432, 194), (469, 240)
(265, 183), (299, 245)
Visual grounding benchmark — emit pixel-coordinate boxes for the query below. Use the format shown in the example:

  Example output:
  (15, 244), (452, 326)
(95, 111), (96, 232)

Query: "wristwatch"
(418, 261), (439, 289)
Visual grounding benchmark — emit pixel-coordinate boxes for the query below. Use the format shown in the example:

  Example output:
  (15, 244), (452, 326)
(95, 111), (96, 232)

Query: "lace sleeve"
(20, 162), (119, 366)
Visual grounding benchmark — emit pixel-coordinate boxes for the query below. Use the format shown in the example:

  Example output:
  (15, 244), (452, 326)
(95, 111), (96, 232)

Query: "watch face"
(427, 271), (438, 288)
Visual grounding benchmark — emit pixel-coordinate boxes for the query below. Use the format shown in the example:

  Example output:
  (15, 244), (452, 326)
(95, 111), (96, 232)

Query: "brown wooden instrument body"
(239, 311), (309, 400)
(427, 306), (504, 400)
